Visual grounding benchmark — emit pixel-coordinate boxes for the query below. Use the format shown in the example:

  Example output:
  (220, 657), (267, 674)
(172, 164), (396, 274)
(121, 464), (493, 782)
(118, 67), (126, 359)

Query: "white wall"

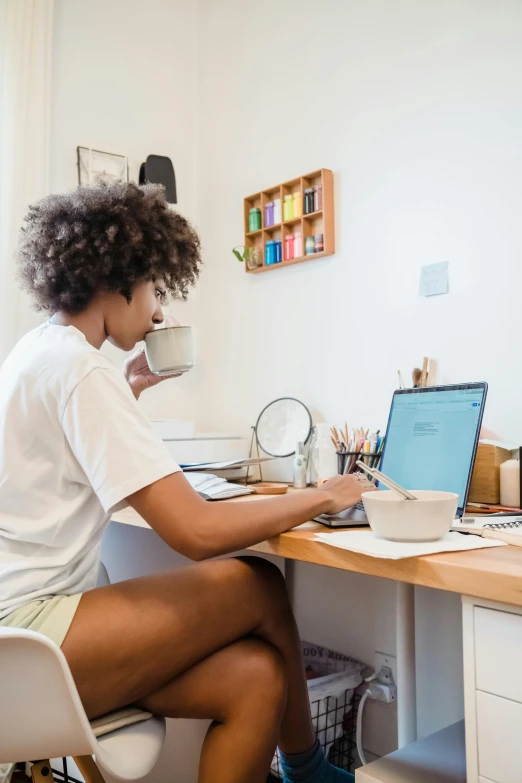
(50, 0), (203, 423)
(194, 0), (522, 443)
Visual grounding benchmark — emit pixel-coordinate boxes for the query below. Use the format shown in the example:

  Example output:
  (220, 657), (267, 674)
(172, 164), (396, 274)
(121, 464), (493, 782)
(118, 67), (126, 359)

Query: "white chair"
(0, 626), (166, 783)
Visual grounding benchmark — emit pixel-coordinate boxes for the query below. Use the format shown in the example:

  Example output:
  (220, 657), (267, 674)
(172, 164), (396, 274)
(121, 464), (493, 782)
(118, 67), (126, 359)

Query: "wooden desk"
(113, 496), (522, 609)
(249, 522), (522, 609)
(113, 494), (522, 760)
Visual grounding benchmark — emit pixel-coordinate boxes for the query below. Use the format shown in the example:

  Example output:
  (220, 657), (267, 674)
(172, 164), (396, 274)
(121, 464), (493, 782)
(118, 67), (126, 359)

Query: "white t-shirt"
(0, 323), (181, 618)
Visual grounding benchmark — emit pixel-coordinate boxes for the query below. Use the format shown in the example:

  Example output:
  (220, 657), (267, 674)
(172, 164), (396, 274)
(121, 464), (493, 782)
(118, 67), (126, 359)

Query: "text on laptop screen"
(380, 387), (486, 507)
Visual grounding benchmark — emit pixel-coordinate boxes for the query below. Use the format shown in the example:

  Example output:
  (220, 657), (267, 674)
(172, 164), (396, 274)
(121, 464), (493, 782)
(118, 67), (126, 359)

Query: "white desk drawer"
(475, 607), (522, 703)
(477, 690), (522, 783)
(479, 778), (498, 783)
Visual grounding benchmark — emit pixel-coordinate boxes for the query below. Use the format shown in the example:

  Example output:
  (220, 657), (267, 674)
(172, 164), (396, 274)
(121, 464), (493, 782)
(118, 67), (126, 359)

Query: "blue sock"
(279, 739), (355, 782)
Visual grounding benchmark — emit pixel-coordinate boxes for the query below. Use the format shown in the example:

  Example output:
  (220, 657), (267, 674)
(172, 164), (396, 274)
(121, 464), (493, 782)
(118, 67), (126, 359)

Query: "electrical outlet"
(375, 652), (397, 685)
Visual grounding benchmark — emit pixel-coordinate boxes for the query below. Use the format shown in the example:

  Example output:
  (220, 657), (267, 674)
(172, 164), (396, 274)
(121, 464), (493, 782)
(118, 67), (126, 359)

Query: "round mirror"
(255, 398), (312, 458)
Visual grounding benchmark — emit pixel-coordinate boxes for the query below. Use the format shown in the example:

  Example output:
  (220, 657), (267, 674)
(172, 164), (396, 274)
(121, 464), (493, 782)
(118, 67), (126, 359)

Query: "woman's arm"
(127, 472), (370, 560)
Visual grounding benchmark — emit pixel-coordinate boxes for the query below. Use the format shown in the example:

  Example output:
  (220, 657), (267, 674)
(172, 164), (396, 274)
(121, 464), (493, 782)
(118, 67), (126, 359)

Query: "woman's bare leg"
(135, 637), (287, 783)
(61, 557), (315, 774)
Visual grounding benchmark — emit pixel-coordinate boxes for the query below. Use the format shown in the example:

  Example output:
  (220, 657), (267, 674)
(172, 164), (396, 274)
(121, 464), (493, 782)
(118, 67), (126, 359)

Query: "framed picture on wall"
(77, 146), (128, 186)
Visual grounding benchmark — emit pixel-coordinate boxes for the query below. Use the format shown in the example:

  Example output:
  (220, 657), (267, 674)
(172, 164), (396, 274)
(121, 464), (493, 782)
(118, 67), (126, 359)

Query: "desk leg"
(396, 582), (417, 747)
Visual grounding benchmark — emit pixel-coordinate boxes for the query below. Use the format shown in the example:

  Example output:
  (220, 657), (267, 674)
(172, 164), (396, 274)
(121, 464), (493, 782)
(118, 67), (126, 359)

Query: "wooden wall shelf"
(243, 169), (334, 274)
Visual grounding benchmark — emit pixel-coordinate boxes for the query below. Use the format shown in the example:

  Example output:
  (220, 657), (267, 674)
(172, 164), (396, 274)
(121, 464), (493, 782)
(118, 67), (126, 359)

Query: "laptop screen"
(379, 383), (487, 515)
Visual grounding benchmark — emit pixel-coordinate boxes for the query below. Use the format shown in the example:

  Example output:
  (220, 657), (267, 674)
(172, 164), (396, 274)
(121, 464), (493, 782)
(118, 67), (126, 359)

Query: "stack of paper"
(184, 472), (252, 500)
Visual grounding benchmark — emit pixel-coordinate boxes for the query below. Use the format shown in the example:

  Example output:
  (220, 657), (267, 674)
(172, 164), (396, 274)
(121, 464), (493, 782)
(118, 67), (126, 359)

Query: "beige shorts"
(0, 594), (82, 647)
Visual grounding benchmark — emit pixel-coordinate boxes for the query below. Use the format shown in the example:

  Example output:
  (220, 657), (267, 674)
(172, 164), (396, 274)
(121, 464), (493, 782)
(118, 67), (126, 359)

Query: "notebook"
(454, 517), (522, 534)
(184, 472), (252, 500)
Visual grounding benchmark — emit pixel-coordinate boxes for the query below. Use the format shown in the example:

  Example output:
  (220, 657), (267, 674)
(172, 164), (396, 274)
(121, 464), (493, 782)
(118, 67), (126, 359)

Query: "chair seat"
(0, 627), (166, 781)
(95, 717), (166, 782)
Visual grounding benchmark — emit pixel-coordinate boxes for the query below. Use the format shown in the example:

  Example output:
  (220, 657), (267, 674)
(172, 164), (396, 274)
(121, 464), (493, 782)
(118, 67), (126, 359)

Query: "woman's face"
(105, 281), (165, 351)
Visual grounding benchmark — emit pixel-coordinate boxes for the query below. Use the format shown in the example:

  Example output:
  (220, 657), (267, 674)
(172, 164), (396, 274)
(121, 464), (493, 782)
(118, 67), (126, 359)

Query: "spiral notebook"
(454, 517), (522, 534)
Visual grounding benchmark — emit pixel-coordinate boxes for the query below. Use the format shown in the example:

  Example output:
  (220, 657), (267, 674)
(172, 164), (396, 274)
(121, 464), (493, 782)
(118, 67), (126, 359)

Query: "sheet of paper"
(314, 530), (505, 560)
(419, 261), (449, 297)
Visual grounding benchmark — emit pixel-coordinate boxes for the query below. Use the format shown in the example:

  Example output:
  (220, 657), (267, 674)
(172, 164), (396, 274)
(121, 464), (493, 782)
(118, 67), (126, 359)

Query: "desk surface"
(113, 492), (522, 609)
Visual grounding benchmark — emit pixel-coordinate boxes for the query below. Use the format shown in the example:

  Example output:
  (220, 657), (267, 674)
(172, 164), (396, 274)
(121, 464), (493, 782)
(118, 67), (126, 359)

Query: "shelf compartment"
(282, 216), (303, 228)
(244, 192), (262, 235)
(244, 232), (265, 272)
(281, 178), (302, 223)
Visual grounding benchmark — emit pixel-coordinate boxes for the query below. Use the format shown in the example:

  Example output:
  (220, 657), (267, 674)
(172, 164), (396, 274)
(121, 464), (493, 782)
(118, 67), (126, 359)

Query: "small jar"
(314, 184), (323, 212)
(305, 236), (315, 255)
(246, 246), (262, 270)
(283, 195), (293, 222)
(264, 202), (274, 228)
(293, 191), (302, 218)
(273, 198), (282, 224)
(274, 240), (282, 263)
(249, 207), (261, 232)
(284, 234), (294, 261)
(314, 233), (324, 253)
(293, 230), (303, 258)
(265, 240), (276, 266)
(305, 188), (315, 215)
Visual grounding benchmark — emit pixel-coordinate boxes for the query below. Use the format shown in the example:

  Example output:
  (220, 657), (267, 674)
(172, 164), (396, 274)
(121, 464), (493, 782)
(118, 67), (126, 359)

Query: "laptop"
(315, 382), (488, 528)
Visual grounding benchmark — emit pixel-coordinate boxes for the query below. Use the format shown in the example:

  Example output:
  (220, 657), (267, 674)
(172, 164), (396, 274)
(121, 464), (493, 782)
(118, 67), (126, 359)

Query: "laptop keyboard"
(354, 501), (365, 511)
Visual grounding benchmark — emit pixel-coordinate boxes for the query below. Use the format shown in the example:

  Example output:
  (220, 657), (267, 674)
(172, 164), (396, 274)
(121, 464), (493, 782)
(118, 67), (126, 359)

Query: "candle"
(500, 459), (520, 507)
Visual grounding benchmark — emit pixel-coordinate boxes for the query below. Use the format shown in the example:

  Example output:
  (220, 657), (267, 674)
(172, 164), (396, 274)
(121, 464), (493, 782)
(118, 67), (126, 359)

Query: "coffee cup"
(144, 326), (195, 375)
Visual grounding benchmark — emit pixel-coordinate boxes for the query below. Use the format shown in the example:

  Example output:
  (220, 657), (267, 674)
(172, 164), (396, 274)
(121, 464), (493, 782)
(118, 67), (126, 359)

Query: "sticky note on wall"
(419, 262), (449, 297)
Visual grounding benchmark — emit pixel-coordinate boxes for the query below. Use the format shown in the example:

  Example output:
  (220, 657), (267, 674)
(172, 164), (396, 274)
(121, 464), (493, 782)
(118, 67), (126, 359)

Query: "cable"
(356, 673), (389, 767)
(356, 689), (371, 766)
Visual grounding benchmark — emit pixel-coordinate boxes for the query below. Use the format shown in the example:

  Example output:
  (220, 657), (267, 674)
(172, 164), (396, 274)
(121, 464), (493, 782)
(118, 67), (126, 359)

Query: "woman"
(0, 182), (372, 783)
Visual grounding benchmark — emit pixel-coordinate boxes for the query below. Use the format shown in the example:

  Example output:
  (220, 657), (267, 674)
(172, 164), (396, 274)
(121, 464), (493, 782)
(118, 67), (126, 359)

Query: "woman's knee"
(231, 638), (287, 715)
(236, 556), (288, 595)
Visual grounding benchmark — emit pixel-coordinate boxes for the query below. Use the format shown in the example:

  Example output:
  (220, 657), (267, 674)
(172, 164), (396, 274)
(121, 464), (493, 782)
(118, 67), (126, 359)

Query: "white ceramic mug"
(144, 326), (195, 375)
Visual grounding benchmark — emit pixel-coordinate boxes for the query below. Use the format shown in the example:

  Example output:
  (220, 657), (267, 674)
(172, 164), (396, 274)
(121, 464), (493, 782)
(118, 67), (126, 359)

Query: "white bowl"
(361, 489), (459, 542)
(144, 326), (195, 375)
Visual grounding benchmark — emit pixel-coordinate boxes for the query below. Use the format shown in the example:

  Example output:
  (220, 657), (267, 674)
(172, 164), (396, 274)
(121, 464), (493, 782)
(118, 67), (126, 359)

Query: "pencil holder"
(336, 451), (383, 476)
(337, 451), (349, 475)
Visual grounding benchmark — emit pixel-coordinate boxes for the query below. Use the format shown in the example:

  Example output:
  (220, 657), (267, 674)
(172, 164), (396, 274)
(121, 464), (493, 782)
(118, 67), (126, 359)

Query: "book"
(184, 472), (252, 501)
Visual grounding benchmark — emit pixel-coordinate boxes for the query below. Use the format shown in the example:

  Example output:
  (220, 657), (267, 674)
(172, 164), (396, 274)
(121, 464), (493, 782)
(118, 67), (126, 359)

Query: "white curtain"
(0, 0), (53, 362)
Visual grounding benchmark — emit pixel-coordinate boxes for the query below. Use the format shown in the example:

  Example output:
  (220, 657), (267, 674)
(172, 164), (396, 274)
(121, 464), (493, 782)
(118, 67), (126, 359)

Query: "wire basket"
(268, 690), (361, 779)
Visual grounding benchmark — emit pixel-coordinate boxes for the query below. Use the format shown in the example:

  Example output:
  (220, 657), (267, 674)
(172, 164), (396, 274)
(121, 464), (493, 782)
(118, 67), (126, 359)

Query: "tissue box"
(468, 443), (512, 504)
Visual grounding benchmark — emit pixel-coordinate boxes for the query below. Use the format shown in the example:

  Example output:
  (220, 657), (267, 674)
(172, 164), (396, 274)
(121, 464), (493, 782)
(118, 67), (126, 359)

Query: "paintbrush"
(420, 356), (429, 387)
(412, 368), (422, 388)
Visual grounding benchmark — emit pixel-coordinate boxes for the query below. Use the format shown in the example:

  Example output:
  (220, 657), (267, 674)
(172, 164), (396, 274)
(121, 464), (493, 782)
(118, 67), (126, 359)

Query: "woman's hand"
(123, 349), (181, 400)
(320, 473), (377, 515)
(124, 314), (182, 399)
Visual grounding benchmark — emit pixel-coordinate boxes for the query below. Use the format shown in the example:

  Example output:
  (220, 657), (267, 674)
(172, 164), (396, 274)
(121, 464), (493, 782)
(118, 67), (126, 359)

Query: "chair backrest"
(0, 627), (96, 764)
